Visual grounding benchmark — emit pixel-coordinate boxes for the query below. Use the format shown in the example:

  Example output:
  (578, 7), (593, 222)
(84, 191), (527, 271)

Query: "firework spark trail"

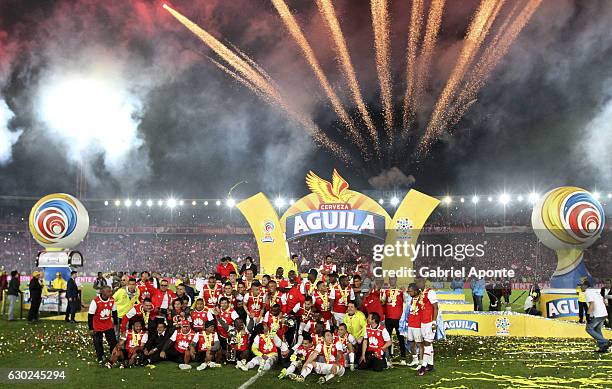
(443, 0), (522, 126)
(401, 0), (424, 131)
(210, 57), (264, 99)
(371, 0), (394, 135)
(315, 0), (380, 155)
(228, 42), (278, 88)
(163, 4), (351, 162)
(445, 0), (542, 131)
(271, 0), (368, 156)
(419, 0), (503, 154)
(413, 0), (445, 111)
(164, 5), (276, 100)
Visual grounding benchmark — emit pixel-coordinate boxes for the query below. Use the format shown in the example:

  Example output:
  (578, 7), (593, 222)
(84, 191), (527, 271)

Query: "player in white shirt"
(581, 281), (610, 352)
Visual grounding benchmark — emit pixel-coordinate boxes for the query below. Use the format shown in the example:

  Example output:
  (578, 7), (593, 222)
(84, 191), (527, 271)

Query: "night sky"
(0, 0), (611, 200)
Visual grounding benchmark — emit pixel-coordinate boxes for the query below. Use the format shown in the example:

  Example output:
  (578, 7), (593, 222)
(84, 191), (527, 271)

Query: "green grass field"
(0, 286), (610, 388)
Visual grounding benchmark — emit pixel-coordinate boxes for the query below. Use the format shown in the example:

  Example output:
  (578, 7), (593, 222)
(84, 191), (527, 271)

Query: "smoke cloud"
(581, 93), (612, 186)
(368, 167), (415, 190)
(0, 99), (21, 165)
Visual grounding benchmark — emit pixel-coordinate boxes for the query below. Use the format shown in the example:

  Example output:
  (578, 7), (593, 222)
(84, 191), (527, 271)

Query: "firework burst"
(163, 0), (542, 167)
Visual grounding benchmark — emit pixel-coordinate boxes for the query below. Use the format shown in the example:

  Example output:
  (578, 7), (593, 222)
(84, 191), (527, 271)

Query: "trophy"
(532, 186), (604, 288)
(29, 193), (89, 281)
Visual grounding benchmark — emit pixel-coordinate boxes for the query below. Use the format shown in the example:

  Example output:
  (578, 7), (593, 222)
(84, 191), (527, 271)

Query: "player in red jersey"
(162, 319), (199, 370)
(190, 298), (209, 332)
(300, 269), (318, 298)
(136, 271), (155, 302)
(329, 275), (355, 325)
(405, 283), (424, 368)
(88, 286), (118, 363)
(168, 299), (187, 329)
(287, 269), (301, 288)
(242, 268), (255, 291)
(335, 323), (356, 370)
(228, 272), (239, 291)
(416, 277), (439, 375)
(307, 320), (327, 347)
(109, 320), (148, 368)
(266, 280), (285, 311)
(120, 297), (156, 334)
(313, 281), (332, 322)
(283, 275), (303, 345)
(361, 285), (385, 324)
(273, 267), (290, 289)
(231, 318), (250, 367)
(359, 312), (391, 372)
(238, 323), (289, 372)
(207, 296), (240, 361)
(151, 279), (176, 320)
(295, 330), (345, 384)
(381, 276), (407, 363)
(297, 297), (314, 324)
(190, 320), (222, 370)
(263, 303), (287, 340)
(319, 255), (336, 283)
(221, 282), (238, 309)
(244, 281), (267, 330)
(200, 274), (222, 309)
(279, 334), (315, 380)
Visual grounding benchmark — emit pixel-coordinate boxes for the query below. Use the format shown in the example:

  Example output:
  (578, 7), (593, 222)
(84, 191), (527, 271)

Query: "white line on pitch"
(238, 370), (265, 389)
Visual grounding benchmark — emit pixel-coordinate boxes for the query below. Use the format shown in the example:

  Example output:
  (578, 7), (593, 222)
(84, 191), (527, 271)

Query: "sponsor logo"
(285, 209), (385, 240)
(306, 169), (354, 204)
(495, 317), (511, 336)
(319, 203), (351, 210)
(262, 220), (275, 243)
(546, 298), (579, 318)
(443, 320), (479, 332)
(395, 217), (414, 240)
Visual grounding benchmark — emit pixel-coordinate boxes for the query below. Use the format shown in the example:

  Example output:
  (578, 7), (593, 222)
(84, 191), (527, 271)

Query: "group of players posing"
(87, 259), (440, 383)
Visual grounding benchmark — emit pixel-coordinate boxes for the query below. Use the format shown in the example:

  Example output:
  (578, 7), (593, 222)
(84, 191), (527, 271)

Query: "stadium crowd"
(1, 232), (610, 283)
(0, 202), (610, 284)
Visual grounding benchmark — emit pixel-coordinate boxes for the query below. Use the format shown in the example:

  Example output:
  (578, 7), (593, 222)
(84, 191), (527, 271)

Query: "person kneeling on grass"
(292, 330), (346, 384)
(143, 321), (170, 364)
(278, 334), (315, 380)
(190, 320), (223, 371)
(358, 312), (392, 372)
(334, 323), (356, 371)
(161, 319), (198, 370)
(232, 318), (251, 367)
(237, 322), (288, 372)
(108, 320), (148, 368)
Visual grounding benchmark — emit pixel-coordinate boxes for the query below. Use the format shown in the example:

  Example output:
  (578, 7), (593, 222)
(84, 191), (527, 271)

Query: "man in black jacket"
(65, 271), (79, 323)
(182, 276), (196, 303)
(144, 321), (171, 364)
(27, 271), (43, 323)
(7, 270), (21, 321)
